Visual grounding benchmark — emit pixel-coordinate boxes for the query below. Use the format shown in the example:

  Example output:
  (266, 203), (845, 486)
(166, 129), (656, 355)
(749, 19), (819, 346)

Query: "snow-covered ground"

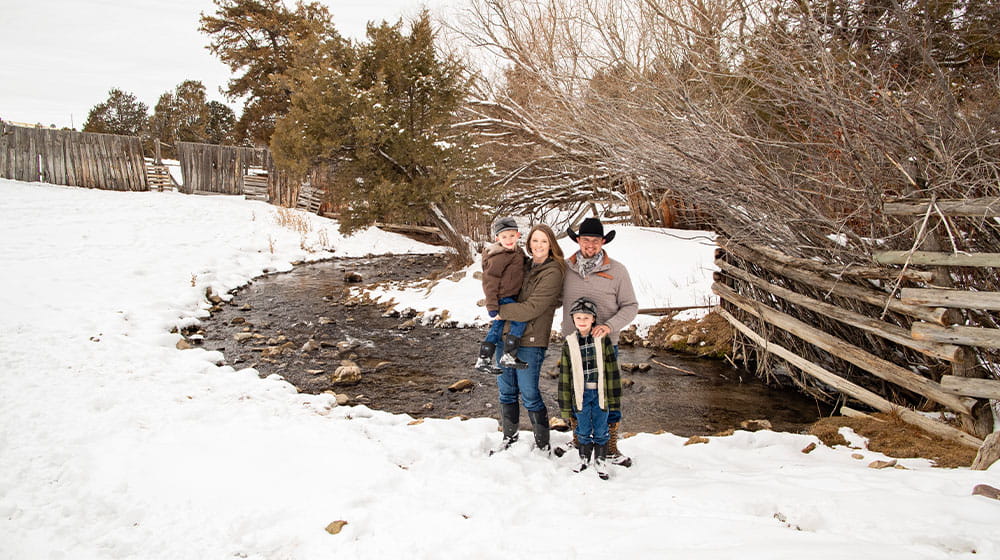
(1, 178), (998, 559)
(364, 224), (719, 334)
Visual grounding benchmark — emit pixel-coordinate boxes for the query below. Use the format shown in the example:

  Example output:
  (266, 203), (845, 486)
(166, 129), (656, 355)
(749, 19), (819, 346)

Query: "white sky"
(0, 0), (447, 129)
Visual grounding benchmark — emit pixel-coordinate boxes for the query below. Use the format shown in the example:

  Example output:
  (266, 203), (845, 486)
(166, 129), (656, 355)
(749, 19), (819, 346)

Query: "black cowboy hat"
(567, 217), (615, 244)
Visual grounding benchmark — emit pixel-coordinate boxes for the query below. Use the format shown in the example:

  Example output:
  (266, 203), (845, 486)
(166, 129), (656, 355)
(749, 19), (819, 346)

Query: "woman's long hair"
(526, 224), (566, 272)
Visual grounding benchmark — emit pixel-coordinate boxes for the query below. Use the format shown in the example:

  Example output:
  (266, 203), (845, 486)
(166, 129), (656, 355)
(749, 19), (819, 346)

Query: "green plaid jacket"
(557, 334), (622, 419)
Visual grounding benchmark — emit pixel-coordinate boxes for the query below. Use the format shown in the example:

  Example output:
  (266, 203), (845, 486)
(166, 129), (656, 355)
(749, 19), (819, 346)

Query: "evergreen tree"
(199, 0), (342, 145)
(271, 11), (474, 241)
(205, 101), (237, 145)
(82, 88), (148, 136)
(148, 80), (223, 158)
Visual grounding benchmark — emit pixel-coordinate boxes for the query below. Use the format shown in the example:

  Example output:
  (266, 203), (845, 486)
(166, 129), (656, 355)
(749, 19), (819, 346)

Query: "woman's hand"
(592, 324), (611, 339)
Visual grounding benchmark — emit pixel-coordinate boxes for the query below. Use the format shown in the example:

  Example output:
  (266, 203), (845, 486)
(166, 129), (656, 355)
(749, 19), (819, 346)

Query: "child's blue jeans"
(574, 389), (610, 446)
(484, 296), (526, 344)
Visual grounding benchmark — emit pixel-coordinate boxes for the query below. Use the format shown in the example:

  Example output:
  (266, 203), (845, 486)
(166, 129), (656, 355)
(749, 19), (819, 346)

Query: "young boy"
(557, 297), (622, 480)
(475, 216), (529, 373)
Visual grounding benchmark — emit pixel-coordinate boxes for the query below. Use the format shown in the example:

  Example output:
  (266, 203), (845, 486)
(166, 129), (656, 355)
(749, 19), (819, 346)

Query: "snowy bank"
(363, 226), (720, 335)
(1, 179), (998, 559)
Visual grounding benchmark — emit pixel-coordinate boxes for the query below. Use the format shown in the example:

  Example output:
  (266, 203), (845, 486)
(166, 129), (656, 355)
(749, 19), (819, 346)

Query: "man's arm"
(603, 265), (639, 334)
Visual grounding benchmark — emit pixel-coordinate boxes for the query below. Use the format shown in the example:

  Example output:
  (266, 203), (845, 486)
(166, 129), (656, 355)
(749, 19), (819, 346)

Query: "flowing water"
(199, 255), (825, 436)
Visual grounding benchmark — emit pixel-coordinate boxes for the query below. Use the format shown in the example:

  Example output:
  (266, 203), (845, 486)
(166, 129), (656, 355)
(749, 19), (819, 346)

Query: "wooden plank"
(901, 288), (1000, 311)
(713, 282), (974, 415)
(940, 375), (1000, 400)
(884, 197), (1000, 217)
(912, 322), (1000, 349)
(874, 250), (1000, 268)
(736, 242), (935, 282)
(715, 260), (962, 362)
(717, 307), (982, 448)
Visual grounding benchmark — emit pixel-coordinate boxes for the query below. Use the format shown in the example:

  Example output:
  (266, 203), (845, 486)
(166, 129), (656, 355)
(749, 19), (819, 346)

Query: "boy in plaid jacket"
(557, 297), (622, 480)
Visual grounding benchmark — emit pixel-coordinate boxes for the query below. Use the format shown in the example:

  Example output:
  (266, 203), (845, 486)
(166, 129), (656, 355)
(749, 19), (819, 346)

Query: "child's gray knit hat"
(569, 297), (598, 319)
(492, 216), (519, 237)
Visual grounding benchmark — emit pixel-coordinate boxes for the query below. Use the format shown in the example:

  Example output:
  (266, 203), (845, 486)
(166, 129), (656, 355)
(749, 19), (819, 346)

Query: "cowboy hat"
(566, 217), (615, 244)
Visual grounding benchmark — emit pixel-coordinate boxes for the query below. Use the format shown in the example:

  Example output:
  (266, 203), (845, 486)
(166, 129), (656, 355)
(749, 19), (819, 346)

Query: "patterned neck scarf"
(577, 250), (604, 278)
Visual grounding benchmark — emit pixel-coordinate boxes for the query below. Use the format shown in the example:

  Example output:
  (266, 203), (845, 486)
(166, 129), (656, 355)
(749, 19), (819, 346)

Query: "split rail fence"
(714, 197), (1000, 450)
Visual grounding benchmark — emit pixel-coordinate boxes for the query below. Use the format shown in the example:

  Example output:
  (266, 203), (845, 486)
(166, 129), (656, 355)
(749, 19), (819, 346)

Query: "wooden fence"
(176, 142), (309, 207)
(0, 122), (147, 190)
(714, 197), (1000, 449)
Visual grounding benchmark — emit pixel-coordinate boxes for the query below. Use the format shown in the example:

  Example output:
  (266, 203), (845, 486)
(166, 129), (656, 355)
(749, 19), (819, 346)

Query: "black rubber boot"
(573, 443), (593, 473)
(489, 402), (520, 455)
(499, 335), (529, 369)
(474, 342), (501, 374)
(594, 443), (609, 480)
(527, 408), (550, 452)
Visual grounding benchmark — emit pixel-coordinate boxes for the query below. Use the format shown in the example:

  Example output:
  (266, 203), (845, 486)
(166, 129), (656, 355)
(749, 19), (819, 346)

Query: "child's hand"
(488, 310), (499, 318)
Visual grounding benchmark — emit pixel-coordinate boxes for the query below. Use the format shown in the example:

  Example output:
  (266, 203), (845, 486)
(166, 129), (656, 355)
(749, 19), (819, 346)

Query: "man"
(561, 217), (638, 466)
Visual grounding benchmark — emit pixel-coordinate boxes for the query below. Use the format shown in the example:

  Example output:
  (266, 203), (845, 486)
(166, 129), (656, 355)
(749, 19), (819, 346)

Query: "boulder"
(233, 333), (254, 342)
(331, 365), (362, 385)
(300, 339), (321, 353)
(343, 271), (363, 283)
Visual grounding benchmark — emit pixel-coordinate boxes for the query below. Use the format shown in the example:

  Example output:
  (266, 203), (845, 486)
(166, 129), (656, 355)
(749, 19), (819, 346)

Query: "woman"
(492, 224), (565, 453)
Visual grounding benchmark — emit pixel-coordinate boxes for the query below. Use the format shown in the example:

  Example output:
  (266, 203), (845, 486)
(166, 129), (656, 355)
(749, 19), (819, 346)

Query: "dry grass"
(273, 207), (312, 236)
(808, 413), (978, 469)
(643, 311), (732, 358)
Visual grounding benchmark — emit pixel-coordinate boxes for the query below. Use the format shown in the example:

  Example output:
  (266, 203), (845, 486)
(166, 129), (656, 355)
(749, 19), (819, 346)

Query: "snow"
(1, 178), (998, 559)
(365, 227), (719, 335)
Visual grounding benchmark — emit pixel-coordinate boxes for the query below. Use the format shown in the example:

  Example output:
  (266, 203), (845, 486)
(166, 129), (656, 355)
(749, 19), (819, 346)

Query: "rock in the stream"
(233, 333), (254, 342)
(549, 417), (570, 431)
(176, 338), (193, 350)
(343, 271), (363, 283)
(448, 379), (474, 392)
(318, 316), (335, 325)
(301, 339), (321, 353)
(740, 419), (773, 432)
(331, 363), (362, 385)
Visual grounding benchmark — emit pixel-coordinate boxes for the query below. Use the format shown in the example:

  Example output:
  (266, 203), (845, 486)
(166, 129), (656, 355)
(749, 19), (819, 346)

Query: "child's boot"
(474, 342), (501, 374)
(499, 335), (529, 369)
(573, 443), (593, 473)
(594, 443), (610, 480)
(607, 422), (633, 467)
(554, 419), (578, 457)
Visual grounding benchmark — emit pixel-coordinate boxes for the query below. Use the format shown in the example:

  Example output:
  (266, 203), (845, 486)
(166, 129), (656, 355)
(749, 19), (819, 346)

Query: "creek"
(199, 254), (824, 436)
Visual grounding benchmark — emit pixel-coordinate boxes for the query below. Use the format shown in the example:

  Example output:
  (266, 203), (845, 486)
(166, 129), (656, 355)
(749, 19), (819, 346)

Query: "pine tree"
(82, 88), (148, 136)
(270, 11), (475, 260)
(199, 0), (342, 145)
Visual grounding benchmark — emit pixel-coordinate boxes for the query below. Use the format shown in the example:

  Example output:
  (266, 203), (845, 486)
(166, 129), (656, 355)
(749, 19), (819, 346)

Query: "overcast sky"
(0, 0), (446, 129)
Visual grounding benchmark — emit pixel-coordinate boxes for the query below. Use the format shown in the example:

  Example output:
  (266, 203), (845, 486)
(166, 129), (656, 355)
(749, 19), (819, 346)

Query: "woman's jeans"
(495, 345), (547, 411)
(574, 389), (610, 446)
(484, 296), (527, 344)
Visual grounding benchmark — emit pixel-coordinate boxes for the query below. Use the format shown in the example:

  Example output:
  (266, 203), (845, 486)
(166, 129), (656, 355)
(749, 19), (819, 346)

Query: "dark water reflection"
(201, 255), (824, 437)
